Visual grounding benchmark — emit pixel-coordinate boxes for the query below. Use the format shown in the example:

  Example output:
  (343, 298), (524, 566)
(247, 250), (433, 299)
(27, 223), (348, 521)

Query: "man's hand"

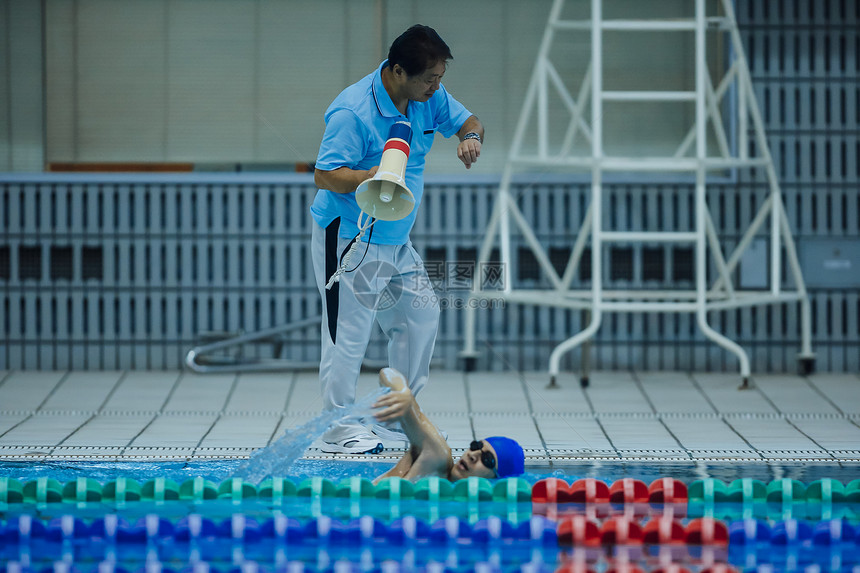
(457, 138), (481, 169)
(455, 115), (484, 170)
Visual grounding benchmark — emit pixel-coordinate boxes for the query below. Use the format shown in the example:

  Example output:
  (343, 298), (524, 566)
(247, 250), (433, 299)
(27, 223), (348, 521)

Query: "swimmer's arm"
(402, 444), (452, 481)
(373, 448), (415, 485)
(374, 370), (447, 453)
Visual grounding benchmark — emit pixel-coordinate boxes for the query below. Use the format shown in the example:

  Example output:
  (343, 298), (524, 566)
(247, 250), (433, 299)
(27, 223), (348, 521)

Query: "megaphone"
(355, 121), (416, 221)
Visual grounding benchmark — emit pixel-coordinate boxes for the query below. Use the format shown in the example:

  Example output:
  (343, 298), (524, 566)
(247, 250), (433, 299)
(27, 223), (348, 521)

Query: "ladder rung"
(599, 301), (699, 312)
(553, 17), (729, 32)
(601, 19), (696, 31)
(600, 158), (698, 171)
(508, 156), (772, 172)
(552, 19), (591, 31)
(598, 157), (772, 171)
(602, 90), (696, 102)
(600, 231), (698, 243)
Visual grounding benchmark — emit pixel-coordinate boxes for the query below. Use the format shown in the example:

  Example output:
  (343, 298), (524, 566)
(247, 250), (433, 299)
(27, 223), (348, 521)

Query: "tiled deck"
(0, 369), (858, 466)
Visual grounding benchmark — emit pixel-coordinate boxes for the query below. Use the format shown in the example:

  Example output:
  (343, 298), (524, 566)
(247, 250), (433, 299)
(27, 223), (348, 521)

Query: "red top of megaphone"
(355, 120), (416, 221)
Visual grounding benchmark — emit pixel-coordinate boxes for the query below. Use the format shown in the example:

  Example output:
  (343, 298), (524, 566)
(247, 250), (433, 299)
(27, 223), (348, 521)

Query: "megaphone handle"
(325, 238), (361, 290)
(324, 215), (375, 290)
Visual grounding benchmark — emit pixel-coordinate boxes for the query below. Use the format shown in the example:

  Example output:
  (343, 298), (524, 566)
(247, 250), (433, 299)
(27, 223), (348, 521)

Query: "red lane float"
(651, 567), (693, 573)
(557, 515), (601, 547)
(554, 565), (598, 573)
(609, 479), (649, 505)
(599, 517), (644, 545)
(570, 479), (611, 504)
(684, 517), (729, 546)
(532, 478), (573, 504)
(641, 516), (686, 545)
(700, 566), (740, 573)
(604, 565), (646, 573)
(648, 478), (688, 504)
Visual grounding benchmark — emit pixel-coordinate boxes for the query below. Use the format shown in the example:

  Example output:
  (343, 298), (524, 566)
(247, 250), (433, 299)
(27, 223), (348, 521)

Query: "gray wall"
(43, 0), (380, 168)
(0, 0), (44, 172)
(5, 0), (708, 173)
(41, 0), (552, 173)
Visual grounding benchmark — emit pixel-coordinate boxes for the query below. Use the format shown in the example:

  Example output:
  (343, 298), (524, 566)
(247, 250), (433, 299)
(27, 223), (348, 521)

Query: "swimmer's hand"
(373, 386), (412, 423)
(378, 367), (407, 392)
(374, 368), (412, 422)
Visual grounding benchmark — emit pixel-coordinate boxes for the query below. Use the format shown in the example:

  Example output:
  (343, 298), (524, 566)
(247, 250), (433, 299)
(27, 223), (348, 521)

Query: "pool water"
(1, 460), (858, 572)
(3, 458), (857, 485)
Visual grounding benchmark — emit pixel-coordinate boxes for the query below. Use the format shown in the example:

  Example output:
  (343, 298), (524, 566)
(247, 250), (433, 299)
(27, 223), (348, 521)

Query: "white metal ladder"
(461, 0), (814, 388)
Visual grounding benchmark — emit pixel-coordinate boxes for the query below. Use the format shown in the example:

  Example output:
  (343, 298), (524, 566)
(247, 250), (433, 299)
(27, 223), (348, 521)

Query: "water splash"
(231, 388), (389, 484)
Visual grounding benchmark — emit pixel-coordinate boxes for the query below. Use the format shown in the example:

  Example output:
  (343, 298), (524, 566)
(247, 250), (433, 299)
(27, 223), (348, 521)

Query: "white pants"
(311, 218), (440, 441)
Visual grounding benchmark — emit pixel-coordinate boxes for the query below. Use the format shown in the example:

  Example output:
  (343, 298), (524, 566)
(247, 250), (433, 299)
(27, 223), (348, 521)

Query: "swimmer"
(372, 368), (524, 483)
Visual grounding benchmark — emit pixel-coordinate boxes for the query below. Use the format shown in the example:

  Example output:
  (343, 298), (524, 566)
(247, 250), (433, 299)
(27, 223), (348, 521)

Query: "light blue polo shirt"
(311, 60), (472, 245)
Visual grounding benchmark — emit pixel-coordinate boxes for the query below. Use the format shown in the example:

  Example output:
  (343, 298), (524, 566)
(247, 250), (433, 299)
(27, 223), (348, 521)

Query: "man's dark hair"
(387, 25), (453, 77)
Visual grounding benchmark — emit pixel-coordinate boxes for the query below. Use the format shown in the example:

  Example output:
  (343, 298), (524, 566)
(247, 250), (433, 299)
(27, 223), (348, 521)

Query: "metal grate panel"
(2, 174), (857, 372)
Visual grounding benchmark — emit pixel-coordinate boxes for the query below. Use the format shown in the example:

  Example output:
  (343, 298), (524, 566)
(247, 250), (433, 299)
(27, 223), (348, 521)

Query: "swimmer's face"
(450, 439), (498, 481)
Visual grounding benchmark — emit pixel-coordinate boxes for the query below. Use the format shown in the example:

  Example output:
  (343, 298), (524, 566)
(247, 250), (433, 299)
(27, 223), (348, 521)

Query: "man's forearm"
(314, 167), (374, 194)
(457, 115), (484, 142)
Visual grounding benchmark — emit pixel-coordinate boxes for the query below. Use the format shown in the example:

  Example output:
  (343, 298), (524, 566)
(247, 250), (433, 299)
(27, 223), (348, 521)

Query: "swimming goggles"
(469, 440), (497, 472)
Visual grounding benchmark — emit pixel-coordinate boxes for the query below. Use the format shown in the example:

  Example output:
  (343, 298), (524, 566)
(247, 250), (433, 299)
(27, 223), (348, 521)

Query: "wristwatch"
(462, 132), (483, 143)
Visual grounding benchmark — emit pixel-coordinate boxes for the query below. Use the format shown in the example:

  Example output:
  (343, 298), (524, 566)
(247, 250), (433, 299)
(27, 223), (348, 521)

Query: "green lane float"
(102, 477), (142, 502)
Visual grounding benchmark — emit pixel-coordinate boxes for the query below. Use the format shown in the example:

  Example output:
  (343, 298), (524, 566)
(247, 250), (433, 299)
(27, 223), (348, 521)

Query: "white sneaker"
(320, 432), (383, 455)
(370, 424), (408, 442)
(372, 423), (448, 442)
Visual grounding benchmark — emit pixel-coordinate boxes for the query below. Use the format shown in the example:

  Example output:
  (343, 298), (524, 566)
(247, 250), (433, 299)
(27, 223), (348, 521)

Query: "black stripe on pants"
(324, 217), (341, 344)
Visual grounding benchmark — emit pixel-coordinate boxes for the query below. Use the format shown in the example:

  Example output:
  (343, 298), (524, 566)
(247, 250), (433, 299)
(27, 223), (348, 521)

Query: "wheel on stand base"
(460, 355), (477, 373)
(580, 376), (590, 388)
(798, 355), (816, 376)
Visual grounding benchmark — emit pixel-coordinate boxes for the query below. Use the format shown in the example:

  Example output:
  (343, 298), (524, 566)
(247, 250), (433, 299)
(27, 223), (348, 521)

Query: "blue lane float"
(812, 519), (856, 545)
(2, 514), (560, 548)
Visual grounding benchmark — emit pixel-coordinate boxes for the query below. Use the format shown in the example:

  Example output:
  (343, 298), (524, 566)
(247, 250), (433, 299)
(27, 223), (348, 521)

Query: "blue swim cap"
(485, 436), (525, 478)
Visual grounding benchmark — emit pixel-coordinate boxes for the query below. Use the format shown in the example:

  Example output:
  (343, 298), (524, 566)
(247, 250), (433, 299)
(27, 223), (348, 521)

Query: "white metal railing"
(461, 0), (816, 388)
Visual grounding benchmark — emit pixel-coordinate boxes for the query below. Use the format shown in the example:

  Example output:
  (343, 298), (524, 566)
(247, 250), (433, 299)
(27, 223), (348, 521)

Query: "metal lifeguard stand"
(461, 0), (814, 387)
